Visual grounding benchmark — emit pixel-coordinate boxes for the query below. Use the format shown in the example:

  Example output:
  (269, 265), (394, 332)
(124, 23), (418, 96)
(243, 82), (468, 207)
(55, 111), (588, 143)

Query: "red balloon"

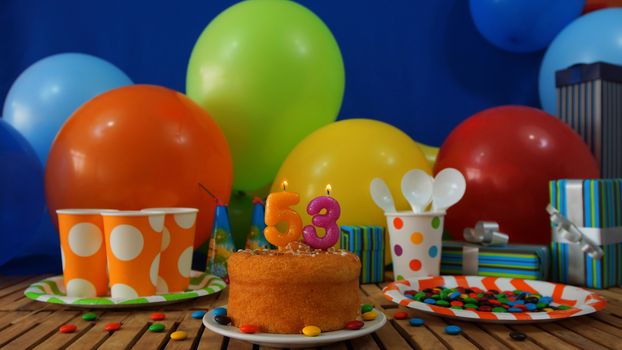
(434, 106), (598, 245)
(46, 85), (233, 248)
(583, 0), (622, 14)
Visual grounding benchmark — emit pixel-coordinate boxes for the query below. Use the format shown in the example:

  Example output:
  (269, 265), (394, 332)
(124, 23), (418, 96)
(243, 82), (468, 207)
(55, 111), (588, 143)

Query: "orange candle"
(264, 180), (303, 248)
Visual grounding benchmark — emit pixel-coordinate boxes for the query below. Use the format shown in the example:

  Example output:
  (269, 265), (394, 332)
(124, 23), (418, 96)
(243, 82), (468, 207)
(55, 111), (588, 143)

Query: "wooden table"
(1, 275), (621, 349)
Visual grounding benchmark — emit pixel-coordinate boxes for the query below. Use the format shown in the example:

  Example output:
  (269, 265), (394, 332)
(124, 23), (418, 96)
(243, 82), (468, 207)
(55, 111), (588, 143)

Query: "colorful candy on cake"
(227, 182), (365, 334)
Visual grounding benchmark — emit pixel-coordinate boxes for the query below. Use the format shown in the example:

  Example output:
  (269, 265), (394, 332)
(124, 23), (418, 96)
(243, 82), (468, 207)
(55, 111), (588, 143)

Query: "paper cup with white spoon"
(432, 168), (467, 212)
(370, 169), (466, 280)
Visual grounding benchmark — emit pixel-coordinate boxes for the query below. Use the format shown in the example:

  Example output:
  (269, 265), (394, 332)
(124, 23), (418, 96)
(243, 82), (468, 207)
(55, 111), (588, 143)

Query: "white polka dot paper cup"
(101, 210), (165, 299)
(142, 208), (198, 293)
(56, 209), (117, 297)
(385, 211), (444, 281)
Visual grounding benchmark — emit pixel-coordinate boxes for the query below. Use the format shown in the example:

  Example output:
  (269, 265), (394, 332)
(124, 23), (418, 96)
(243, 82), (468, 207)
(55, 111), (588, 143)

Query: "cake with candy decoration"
(227, 241), (361, 334)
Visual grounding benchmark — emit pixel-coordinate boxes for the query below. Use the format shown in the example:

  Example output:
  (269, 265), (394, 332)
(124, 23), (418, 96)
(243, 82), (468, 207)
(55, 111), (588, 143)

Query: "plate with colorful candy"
(383, 275), (606, 323)
(202, 305), (387, 348)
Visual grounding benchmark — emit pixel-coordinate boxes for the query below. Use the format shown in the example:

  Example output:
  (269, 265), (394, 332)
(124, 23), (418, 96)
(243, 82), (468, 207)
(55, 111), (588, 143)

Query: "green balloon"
(228, 184), (271, 249)
(228, 190), (254, 249)
(187, 0), (344, 191)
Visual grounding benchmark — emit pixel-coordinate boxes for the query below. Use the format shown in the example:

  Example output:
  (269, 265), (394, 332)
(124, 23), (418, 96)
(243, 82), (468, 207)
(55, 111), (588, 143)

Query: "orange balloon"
(46, 85), (233, 248)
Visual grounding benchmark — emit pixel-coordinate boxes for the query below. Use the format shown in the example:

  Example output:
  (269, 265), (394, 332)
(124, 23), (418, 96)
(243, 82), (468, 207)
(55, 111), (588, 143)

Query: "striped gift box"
(441, 241), (549, 280)
(556, 62), (622, 178)
(550, 179), (622, 288)
(340, 226), (384, 284)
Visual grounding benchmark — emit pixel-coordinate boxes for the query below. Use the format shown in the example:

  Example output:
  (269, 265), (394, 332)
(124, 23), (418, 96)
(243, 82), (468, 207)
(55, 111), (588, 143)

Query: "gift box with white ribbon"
(549, 179), (622, 289)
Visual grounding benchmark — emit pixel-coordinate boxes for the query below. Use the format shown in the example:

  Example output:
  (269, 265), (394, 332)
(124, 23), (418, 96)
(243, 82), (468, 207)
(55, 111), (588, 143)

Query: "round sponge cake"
(227, 242), (361, 334)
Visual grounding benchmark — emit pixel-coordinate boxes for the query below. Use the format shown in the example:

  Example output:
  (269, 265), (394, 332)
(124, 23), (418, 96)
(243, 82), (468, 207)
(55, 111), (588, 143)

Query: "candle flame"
(326, 184), (332, 196)
(282, 180), (288, 191)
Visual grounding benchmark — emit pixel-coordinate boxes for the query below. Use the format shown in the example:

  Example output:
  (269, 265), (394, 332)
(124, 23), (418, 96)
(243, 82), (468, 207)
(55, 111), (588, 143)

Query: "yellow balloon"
(272, 119), (432, 265)
(415, 142), (440, 167)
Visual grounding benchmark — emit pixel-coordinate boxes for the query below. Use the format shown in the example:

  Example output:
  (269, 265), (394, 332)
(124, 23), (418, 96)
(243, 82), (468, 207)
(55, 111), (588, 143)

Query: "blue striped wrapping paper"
(340, 226), (384, 284)
(550, 179), (622, 289)
(556, 62), (622, 178)
(441, 241), (549, 280)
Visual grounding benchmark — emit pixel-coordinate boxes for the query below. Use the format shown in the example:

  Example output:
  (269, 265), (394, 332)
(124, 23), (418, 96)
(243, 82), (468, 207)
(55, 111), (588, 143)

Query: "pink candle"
(303, 185), (341, 249)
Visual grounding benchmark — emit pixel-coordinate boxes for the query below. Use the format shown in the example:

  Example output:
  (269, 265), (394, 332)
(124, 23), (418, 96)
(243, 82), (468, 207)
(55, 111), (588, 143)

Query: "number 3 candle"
(264, 180), (303, 248)
(303, 185), (341, 249)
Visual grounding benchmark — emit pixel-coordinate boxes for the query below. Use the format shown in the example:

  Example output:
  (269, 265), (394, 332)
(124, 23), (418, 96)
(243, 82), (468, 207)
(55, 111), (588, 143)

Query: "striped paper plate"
(24, 270), (226, 308)
(383, 276), (606, 323)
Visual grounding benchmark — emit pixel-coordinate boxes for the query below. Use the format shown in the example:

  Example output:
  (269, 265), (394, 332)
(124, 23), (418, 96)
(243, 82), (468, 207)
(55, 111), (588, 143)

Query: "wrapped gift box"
(441, 241), (549, 280)
(556, 62), (622, 177)
(340, 226), (384, 284)
(550, 179), (622, 288)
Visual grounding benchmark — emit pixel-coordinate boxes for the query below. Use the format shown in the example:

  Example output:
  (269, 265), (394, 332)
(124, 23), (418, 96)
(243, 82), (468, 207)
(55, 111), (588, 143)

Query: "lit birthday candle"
(264, 180), (303, 248)
(303, 184), (341, 249)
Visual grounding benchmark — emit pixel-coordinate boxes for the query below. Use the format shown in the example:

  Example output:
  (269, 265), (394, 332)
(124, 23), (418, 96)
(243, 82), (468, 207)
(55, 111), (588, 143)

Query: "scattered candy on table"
(214, 315), (231, 325)
(409, 318), (424, 327)
(59, 324), (77, 334)
(240, 324), (258, 334)
(510, 331), (527, 341)
(345, 320), (364, 330)
(104, 322), (122, 332)
(445, 325), (462, 335)
(150, 312), (166, 321)
(149, 323), (165, 332)
(170, 331), (187, 340)
(192, 310), (206, 319)
(362, 311), (378, 321)
(361, 304), (374, 313)
(403, 286), (570, 313)
(302, 325), (321, 337)
(394, 311), (408, 320)
(212, 307), (227, 317)
(82, 312), (97, 321)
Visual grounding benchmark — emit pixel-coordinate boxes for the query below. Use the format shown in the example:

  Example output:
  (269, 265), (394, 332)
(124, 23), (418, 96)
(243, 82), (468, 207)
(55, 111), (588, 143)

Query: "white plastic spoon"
(369, 178), (396, 213)
(432, 168), (466, 212)
(400, 169), (433, 213)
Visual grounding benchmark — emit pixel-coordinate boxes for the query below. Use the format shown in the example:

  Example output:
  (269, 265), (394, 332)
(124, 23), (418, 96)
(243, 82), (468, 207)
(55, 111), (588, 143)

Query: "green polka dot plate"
(24, 270), (226, 308)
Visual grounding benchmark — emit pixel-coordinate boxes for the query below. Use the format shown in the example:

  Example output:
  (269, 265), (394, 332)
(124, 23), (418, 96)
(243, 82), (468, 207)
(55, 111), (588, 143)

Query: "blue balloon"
(470, 0), (584, 53)
(539, 9), (622, 114)
(0, 120), (45, 266)
(2, 53), (133, 165)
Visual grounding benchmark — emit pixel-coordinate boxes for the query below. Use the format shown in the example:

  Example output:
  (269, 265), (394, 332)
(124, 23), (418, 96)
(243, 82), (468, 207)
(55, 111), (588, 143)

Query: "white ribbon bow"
(461, 221), (509, 275)
(546, 204), (603, 260)
(463, 221), (509, 246)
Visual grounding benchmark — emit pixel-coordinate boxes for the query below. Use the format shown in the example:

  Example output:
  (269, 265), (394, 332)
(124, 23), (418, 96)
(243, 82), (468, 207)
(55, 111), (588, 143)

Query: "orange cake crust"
(227, 242), (361, 334)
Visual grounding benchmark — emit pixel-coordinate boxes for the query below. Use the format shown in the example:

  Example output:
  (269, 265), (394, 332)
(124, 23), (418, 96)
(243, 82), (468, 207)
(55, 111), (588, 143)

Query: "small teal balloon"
(2, 53), (133, 165)
(0, 120), (45, 266)
(539, 9), (622, 114)
(470, 0), (584, 53)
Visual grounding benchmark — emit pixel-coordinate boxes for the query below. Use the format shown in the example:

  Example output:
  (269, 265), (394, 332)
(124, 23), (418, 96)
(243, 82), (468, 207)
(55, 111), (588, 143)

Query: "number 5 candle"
(303, 185), (341, 249)
(264, 180), (303, 248)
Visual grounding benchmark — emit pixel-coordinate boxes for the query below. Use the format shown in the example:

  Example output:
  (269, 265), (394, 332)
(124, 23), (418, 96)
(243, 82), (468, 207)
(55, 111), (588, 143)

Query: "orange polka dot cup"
(101, 210), (165, 298)
(56, 209), (116, 297)
(385, 211), (444, 280)
(142, 208), (198, 293)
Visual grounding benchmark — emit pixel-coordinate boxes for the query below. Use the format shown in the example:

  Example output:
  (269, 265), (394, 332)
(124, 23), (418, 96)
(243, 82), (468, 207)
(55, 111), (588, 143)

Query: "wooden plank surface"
(0, 275), (620, 349)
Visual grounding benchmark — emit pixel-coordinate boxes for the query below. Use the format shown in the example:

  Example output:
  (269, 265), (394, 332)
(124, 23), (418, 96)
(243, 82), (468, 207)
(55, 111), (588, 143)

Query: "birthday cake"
(227, 241), (361, 334)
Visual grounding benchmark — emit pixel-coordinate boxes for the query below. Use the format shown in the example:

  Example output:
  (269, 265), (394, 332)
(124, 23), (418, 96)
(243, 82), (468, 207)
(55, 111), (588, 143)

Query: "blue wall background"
(0, 0), (543, 147)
